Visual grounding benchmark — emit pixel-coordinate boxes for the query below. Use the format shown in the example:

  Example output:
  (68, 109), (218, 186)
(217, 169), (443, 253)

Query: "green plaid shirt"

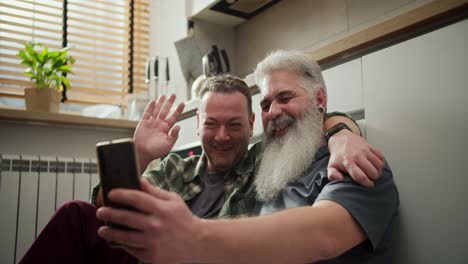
(91, 144), (262, 218)
(142, 142), (262, 218)
(90, 143), (261, 217)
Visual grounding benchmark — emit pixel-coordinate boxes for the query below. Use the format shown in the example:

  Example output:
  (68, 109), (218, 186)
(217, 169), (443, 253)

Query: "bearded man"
(255, 100), (324, 205)
(96, 50), (399, 264)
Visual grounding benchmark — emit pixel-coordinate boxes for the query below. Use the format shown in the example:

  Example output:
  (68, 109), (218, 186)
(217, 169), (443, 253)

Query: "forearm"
(324, 115), (361, 136)
(195, 207), (337, 264)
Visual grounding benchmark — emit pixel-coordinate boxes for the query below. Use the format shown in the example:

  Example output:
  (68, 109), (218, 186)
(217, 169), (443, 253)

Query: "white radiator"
(0, 154), (99, 264)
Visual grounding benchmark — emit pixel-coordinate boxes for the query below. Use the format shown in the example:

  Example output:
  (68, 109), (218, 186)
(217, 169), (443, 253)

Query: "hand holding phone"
(96, 138), (141, 233)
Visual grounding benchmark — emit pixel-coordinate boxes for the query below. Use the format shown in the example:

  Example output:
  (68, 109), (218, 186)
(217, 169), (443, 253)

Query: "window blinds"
(131, 0), (150, 95)
(0, 0), (63, 99)
(67, 0), (129, 105)
(0, 0), (149, 107)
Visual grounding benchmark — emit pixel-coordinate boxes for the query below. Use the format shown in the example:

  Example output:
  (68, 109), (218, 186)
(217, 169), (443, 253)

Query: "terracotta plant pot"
(24, 87), (61, 113)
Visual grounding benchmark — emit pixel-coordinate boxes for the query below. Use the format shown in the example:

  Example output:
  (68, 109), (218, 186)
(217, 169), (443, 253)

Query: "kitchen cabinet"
(362, 19), (467, 264)
(322, 58), (364, 113)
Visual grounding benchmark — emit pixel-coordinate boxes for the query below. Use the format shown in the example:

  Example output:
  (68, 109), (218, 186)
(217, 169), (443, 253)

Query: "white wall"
(0, 122), (132, 158)
(149, 0), (188, 102)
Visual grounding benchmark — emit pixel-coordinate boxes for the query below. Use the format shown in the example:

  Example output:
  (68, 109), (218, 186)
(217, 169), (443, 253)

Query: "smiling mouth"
(213, 145), (233, 151)
(268, 115), (295, 138)
(272, 124), (290, 137)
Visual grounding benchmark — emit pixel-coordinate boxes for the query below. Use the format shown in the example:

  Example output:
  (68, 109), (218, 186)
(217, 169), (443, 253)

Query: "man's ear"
(249, 113), (255, 137)
(315, 88), (327, 110)
(196, 111), (200, 130)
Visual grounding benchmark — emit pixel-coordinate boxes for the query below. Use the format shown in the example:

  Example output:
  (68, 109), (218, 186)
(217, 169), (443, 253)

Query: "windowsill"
(0, 106), (138, 130)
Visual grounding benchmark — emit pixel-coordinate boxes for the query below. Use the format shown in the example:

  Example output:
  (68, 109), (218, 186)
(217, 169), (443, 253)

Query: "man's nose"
(214, 126), (230, 141)
(268, 101), (282, 120)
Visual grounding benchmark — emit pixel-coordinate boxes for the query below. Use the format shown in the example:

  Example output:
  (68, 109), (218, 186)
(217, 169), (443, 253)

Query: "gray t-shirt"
(258, 146), (399, 263)
(188, 171), (225, 218)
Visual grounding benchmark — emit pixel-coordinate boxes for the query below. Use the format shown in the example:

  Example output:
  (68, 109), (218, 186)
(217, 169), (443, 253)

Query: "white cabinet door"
(362, 19), (468, 264)
(322, 58), (363, 113)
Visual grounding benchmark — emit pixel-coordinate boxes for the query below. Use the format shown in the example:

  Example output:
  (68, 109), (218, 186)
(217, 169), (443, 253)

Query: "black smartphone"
(96, 138), (141, 233)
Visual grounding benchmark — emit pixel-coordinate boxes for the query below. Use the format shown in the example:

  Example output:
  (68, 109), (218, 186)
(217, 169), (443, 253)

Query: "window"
(0, 0), (149, 108)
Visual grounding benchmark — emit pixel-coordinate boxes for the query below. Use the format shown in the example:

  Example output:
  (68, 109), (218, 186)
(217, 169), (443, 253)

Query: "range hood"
(211, 0), (281, 19)
(190, 0), (281, 27)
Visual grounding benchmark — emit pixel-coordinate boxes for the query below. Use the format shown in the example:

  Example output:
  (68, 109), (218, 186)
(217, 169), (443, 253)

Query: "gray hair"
(199, 74), (253, 115)
(253, 50), (326, 98)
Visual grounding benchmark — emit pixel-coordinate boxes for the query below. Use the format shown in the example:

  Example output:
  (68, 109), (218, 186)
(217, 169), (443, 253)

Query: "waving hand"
(134, 94), (185, 171)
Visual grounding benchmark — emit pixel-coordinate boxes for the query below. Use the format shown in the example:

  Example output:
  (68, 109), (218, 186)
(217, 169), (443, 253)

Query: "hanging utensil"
(211, 45), (222, 74)
(145, 58), (151, 97)
(220, 49), (230, 73)
(164, 57), (170, 95)
(153, 56), (159, 99)
(191, 52), (215, 99)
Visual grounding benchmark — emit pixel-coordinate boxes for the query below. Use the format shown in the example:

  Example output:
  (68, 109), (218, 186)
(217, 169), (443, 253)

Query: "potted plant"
(17, 41), (75, 112)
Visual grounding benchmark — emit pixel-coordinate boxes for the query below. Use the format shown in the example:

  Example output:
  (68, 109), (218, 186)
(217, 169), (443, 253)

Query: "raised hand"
(134, 94), (185, 171)
(327, 129), (385, 187)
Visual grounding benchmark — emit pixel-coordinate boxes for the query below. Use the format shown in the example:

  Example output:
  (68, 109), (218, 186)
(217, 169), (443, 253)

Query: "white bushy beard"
(255, 108), (324, 202)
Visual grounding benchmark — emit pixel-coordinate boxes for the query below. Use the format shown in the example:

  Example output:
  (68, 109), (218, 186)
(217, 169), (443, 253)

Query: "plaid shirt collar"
(184, 149), (256, 183)
(180, 147), (258, 200)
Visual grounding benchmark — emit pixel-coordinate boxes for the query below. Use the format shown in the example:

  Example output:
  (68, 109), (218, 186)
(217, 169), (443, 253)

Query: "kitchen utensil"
(220, 49), (230, 73)
(164, 57), (170, 95)
(145, 58), (151, 98)
(191, 52), (215, 99)
(153, 56), (159, 99)
(210, 45), (222, 74)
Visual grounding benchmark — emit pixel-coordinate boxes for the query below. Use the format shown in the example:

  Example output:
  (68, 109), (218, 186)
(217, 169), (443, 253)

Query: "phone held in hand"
(96, 138), (141, 238)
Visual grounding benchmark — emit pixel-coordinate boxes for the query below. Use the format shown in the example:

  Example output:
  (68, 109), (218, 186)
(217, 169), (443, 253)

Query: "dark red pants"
(19, 200), (137, 264)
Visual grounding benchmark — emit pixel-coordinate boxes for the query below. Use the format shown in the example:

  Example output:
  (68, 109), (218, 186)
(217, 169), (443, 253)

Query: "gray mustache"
(266, 115), (296, 135)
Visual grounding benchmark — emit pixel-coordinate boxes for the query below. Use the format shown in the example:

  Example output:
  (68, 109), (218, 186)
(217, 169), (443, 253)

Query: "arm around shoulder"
(195, 204), (366, 263)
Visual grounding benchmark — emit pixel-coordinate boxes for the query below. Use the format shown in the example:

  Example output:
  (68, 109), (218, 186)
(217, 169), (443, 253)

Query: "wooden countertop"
(0, 106), (138, 129)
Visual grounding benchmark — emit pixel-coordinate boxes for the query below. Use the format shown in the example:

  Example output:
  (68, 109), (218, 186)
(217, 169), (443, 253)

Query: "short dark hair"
(199, 74), (253, 115)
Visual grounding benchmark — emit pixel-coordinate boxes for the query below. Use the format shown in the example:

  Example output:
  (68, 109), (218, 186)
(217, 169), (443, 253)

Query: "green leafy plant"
(17, 41), (75, 91)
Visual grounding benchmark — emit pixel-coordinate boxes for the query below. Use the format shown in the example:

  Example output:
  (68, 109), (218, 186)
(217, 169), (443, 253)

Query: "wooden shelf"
(0, 106), (138, 130)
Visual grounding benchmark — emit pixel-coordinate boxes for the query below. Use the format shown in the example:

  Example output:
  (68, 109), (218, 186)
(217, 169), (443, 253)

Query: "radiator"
(0, 154), (99, 264)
